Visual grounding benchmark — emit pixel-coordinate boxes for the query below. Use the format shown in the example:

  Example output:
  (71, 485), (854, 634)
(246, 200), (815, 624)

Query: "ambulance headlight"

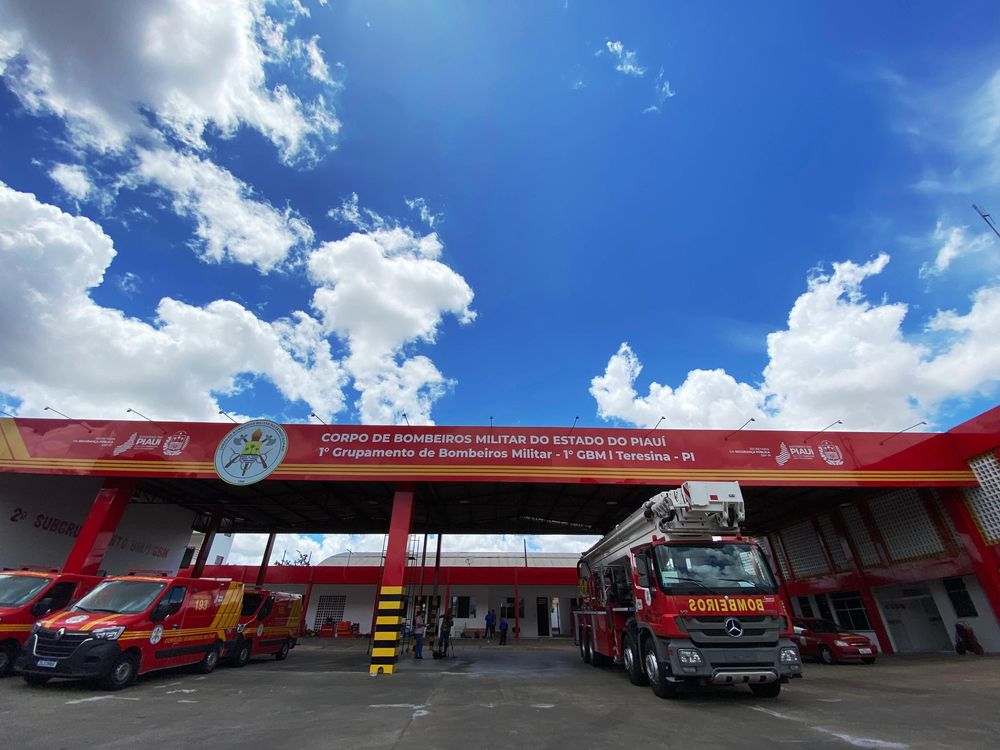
(779, 647), (800, 663)
(677, 648), (703, 665)
(31, 621), (42, 634)
(93, 626), (125, 640)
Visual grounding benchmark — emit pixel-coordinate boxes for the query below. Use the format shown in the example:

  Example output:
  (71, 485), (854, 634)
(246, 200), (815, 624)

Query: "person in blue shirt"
(498, 616), (509, 645)
(484, 609), (496, 641)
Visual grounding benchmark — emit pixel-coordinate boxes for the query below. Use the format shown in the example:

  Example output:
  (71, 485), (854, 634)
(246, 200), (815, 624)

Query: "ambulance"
(0, 570), (103, 677)
(226, 588), (303, 666)
(16, 574), (244, 690)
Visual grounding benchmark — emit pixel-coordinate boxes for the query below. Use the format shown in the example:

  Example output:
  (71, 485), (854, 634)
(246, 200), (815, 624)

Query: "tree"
(274, 550), (311, 566)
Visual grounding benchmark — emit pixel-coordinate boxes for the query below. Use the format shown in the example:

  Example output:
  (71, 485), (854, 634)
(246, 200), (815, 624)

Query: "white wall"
(928, 575), (1000, 654)
(0, 473), (195, 575)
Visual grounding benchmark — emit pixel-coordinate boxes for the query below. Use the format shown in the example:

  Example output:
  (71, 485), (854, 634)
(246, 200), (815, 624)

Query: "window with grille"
(817, 514), (850, 572)
(313, 594), (347, 628)
(943, 577), (978, 618)
(815, 594), (835, 622)
(779, 520), (829, 578)
(829, 591), (871, 631)
(796, 596), (814, 617)
(500, 598), (524, 619)
(967, 453), (1000, 544)
(450, 596), (476, 619)
(768, 534), (791, 580)
(840, 506), (882, 567)
(869, 489), (945, 561)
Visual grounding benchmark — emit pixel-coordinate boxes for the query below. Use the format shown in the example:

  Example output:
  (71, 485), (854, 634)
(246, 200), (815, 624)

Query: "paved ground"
(2, 638), (998, 750)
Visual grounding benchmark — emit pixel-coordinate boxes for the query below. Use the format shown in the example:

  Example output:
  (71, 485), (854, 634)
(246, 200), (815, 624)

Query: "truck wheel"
(23, 674), (51, 687)
(590, 632), (610, 667)
(819, 646), (835, 665)
(232, 639), (252, 668)
(274, 639), (290, 661)
(196, 644), (221, 674)
(642, 638), (676, 699)
(579, 633), (591, 664)
(749, 681), (781, 698)
(0, 641), (18, 677)
(99, 652), (139, 691)
(622, 632), (647, 686)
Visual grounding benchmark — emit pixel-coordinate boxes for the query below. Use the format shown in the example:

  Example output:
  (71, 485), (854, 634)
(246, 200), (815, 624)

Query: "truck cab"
(226, 588), (302, 666)
(0, 570), (103, 677)
(16, 575), (244, 690)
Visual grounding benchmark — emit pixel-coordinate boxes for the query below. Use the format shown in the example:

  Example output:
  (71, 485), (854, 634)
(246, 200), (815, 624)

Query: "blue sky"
(2, 1), (999, 559)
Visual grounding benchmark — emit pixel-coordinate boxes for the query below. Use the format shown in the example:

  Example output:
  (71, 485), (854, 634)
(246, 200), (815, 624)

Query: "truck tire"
(590, 631), (610, 667)
(232, 639), (252, 668)
(23, 674), (51, 687)
(579, 632), (591, 664)
(196, 644), (221, 674)
(642, 638), (676, 698)
(622, 632), (647, 686)
(0, 641), (17, 677)
(274, 639), (290, 661)
(99, 652), (139, 691)
(749, 681), (781, 698)
(819, 646), (835, 665)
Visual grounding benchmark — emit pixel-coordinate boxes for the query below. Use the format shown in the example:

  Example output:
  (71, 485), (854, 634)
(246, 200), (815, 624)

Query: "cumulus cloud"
(49, 163), (92, 200)
(0, 0), (339, 165)
(604, 40), (645, 77)
(591, 254), (1000, 431)
(920, 221), (995, 276)
(132, 148), (313, 272)
(0, 180), (346, 421)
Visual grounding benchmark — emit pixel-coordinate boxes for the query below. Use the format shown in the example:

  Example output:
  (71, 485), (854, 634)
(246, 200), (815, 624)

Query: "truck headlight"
(833, 640), (849, 648)
(677, 648), (703, 665)
(93, 626), (125, 640)
(779, 647), (800, 663)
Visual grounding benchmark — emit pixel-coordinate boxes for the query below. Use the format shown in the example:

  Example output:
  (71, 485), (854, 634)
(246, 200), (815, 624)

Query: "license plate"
(858, 648), (872, 655)
(37, 659), (57, 668)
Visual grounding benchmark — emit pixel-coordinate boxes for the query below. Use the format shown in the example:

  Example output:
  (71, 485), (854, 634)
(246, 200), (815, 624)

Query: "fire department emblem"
(818, 440), (844, 466)
(214, 419), (288, 486)
(724, 618), (743, 638)
(257, 623), (264, 638)
(150, 624), (164, 645)
(162, 431), (190, 457)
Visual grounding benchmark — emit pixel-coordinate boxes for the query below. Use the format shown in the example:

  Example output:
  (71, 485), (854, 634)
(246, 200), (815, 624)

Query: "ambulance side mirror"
(150, 602), (169, 622)
(31, 597), (55, 617)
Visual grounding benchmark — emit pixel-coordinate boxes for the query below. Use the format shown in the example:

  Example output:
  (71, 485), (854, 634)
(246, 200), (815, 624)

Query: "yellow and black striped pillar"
(370, 584), (405, 674)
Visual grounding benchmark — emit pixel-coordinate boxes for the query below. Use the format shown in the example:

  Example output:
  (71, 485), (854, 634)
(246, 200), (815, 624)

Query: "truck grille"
(681, 616), (779, 646)
(34, 630), (90, 659)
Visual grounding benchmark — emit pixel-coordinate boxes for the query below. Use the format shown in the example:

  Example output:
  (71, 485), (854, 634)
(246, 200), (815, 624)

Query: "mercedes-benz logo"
(724, 618), (743, 638)
(54, 628), (65, 640)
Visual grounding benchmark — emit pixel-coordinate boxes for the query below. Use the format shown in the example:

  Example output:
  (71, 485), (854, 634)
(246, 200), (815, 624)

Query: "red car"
(792, 617), (878, 664)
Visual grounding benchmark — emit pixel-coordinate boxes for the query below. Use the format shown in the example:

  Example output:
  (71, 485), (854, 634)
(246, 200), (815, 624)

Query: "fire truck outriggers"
(575, 481), (802, 698)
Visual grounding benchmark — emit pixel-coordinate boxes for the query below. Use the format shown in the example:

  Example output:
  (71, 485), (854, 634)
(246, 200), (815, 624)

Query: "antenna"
(218, 411), (238, 424)
(642, 416), (665, 437)
(973, 204), (1000, 240)
(804, 420), (842, 442)
(125, 408), (165, 433)
(402, 412), (411, 427)
(568, 416), (579, 433)
(879, 421), (927, 446)
(724, 417), (755, 441)
(44, 406), (72, 419)
(309, 413), (326, 425)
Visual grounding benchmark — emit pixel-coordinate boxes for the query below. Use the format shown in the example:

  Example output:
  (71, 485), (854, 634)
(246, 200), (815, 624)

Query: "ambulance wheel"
(23, 674), (51, 687)
(99, 652), (139, 691)
(622, 632), (647, 686)
(642, 638), (676, 699)
(232, 639), (252, 668)
(579, 632), (592, 664)
(275, 639), (290, 661)
(196, 644), (221, 674)
(749, 681), (781, 699)
(0, 641), (17, 676)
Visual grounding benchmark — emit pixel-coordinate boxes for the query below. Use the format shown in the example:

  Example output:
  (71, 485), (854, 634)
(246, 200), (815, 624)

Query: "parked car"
(792, 617), (877, 664)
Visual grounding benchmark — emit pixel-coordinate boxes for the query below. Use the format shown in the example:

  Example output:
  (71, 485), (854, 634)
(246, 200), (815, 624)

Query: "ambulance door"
(255, 595), (277, 653)
(151, 585), (189, 670)
(181, 581), (223, 666)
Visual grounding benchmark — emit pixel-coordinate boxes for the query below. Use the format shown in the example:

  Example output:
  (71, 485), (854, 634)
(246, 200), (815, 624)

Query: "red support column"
(514, 569), (520, 643)
(831, 509), (894, 655)
(62, 478), (136, 576)
(256, 532), (276, 587)
(763, 535), (795, 618)
(300, 580), (314, 634)
(940, 487), (1000, 625)
(369, 485), (415, 675)
(191, 512), (222, 578)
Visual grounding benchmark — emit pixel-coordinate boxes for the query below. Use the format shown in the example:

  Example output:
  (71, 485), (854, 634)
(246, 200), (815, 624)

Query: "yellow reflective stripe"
(369, 664), (394, 675)
(376, 616), (401, 626)
(373, 631), (397, 641)
(380, 586), (404, 595)
(371, 647), (397, 657)
(378, 600), (403, 610)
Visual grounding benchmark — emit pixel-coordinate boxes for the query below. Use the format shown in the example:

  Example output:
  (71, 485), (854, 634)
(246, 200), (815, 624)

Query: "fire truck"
(575, 481), (801, 698)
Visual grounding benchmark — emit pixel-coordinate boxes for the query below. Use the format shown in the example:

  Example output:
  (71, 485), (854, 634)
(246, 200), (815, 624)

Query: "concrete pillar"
(369, 485), (415, 675)
(62, 477), (136, 576)
(256, 532), (276, 587)
(191, 511), (222, 578)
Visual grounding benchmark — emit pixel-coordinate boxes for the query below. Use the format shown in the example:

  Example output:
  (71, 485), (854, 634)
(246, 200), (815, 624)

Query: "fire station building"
(1, 407), (999, 668)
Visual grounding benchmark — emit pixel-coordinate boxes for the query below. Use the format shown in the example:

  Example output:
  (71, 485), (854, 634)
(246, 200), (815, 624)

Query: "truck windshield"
(654, 544), (777, 594)
(241, 593), (264, 617)
(0, 575), (51, 607)
(72, 580), (167, 614)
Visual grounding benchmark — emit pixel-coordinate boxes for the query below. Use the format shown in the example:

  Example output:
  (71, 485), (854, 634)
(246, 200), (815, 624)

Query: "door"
(876, 584), (951, 653)
(536, 597), (549, 637)
(153, 586), (189, 669)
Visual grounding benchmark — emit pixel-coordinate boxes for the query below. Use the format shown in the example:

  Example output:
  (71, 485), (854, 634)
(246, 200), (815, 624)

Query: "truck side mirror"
(31, 597), (55, 617)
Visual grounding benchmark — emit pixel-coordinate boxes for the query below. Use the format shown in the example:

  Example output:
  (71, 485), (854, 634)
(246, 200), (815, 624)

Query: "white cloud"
(116, 271), (142, 296)
(132, 148), (314, 272)
(0, 180), (346, 421)
(49, 163), (92, 200)
(920, 221), (995, 276)
(302, 36), (332, 84)
(605, 40), (645, 77)
(644, 67), (676, 114)
(591, 254), (1000, 431)
(308, 222), (476, 424)
(404, 197), (442, 229)
(0, 0), (339, 165)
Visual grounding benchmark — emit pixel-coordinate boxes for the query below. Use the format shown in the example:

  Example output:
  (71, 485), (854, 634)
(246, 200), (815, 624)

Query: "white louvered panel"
(769, 534), (791, 580)
(816, 514), (850, 571)
(925, 488), (961, 549)
(967, 453), (1000, 544)
(869, 488), (944, 561)
(840, 505), (882, 567)
(779, 520), (829, 578)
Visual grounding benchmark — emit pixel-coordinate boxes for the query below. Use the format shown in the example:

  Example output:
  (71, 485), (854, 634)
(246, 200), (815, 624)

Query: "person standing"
(498, 615), (509, 646)
(413, 609), (426, 659)
(439, 612), (453, 657)
(484, 609), (496, 642)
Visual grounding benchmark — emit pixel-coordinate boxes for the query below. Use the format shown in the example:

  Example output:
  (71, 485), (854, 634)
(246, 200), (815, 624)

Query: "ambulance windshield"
(0, 574), (51, 607)
(654, 544), (777, 594)
(72, 580), (167, 614)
